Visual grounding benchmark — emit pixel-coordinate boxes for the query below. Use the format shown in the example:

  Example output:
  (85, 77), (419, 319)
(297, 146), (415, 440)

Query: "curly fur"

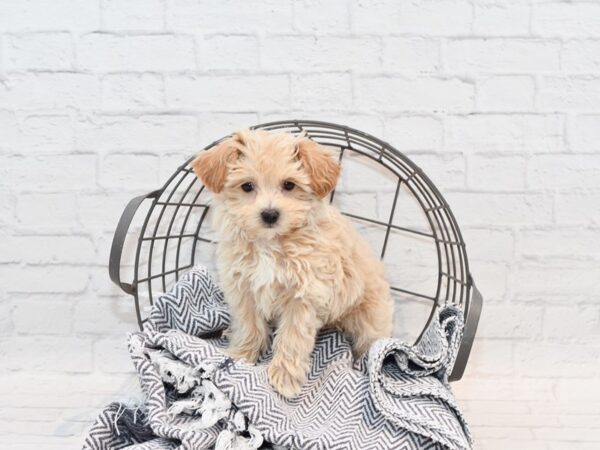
(192, 129), (393, 398)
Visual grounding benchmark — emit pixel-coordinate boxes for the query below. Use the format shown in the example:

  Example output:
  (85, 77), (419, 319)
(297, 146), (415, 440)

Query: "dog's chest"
(246, 244), (290, 319)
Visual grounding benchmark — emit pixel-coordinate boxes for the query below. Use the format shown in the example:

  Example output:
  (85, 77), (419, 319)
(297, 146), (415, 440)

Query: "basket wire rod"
(441, 272), (469, 285)
(390, 286), (436, 301)
(144, 169), (191, 305)
(137, 264), (195, 283)
(132, 162), (192, 328)
(380, 177), (403, 259)
(413, 175), (454, 306)
(156, 201), (209, 208)
(337, 134), (448, 307)
(160, 174), (198, 292)
(142, 233), (199, 241)
(440, 205), (470, 306)
(385, 169), (445, 305)
(439, 208), (461, 306)
(328, 146), (346, 205)
(422, 196), (458, 306)
(341, 212), (435, 239)
(174, 186), (206, 283)
(190, 205), (211, 272)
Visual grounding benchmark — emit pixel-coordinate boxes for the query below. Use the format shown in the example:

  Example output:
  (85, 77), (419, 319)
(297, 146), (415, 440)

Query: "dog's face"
(192, 129), (340, 239)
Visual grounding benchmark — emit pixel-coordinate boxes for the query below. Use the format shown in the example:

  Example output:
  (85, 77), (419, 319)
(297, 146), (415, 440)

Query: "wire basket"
(109, 120), (482, 381)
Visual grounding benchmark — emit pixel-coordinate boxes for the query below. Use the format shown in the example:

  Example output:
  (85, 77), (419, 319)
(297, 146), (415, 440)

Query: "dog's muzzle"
(260, 208), (280, 226)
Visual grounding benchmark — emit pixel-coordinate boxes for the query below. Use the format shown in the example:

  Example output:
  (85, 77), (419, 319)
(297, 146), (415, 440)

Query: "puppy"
(192, 129), (393, 398)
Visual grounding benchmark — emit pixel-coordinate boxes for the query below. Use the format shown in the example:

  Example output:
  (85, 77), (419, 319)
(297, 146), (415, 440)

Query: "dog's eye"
(282, 180), (295, 191)
(240, 182), (254, 192)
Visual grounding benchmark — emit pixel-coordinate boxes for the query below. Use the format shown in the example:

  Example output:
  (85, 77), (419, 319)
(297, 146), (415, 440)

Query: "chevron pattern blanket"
(83, 266), (472, 450)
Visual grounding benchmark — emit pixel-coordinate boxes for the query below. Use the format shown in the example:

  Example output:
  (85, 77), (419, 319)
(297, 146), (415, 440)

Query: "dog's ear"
(296, 137), (340, 198)
(192, 132), (245, 193)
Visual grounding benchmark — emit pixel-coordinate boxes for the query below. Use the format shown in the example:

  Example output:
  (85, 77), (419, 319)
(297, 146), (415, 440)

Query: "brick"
(537, 76), (600, 112)
(0, 73), (100, 110)
(519, 228), (600, 258)
(554, 378), (600, 402)
(16, 193), (78, 227)
(381, 38), (440, 72)
(0, 110), (19, 150)
(102, 73), (164, 109)
(167, 0), (292, 32)
(0, 193), (16, 227)
(259, 113), (385, 140)
(4, 32), (73, 70)
(2, 265), (89, 293)
(469, 261), (509, 301)
(0, 374), (109, 407)
(445, 114), (562, 152)
(445, 192), (553, 226)
(0, 336), (92, 372)
(102, 0), (164, 30)
(468, 154), (527, 190)
(0, 298), (14, 336)
(569, 115), (600, 152)
(0, 235), (95, 264)
(77, 34), (195, 71)
(453, 377), (554, 401)
(75, 115), (198, 151)
(562, 40), (600, 73)
(100, 154), (160, 190)
(468, 411), (559, 428)
(1, 155), (96, 191)
(291, 73), (352, 109)
(516, 341), (600, 377)
(165, 75), (289, 110)
(340, 153), (399, 192)
(73, 295), (139, 334)
(477, 304), (543, 339)
(78, 192), (147, 231)
(384, 116), (442, 151)
(197, 112), (259, 146)
(555, 191), (600, 225)
(355, 76), (474, 112)
(261, 36), (381, 71)
(461, 227), (514, 263)
(513, 260), (600, 297)
(473, 427), (534, 440)
(528, 154), (600, 189)
(12, 300), (72, 334)
(477, 438), (547, 450)
(197, 35), (260, 71)
(0, 113), (74, 154)
(476, 76), (535, 111)
(445, 39), (560, 73)
(473, 0), (531, 36)
(293, 0), (350, 33)
(351, 0), (472, 35)
(407, 152), (466, 189)
(0, 0), (99, 31)
(543, 305), (600, 341)
(94, 338), (134, 372)
(467, 339), (515, 375)
(533, 1), (600, 37)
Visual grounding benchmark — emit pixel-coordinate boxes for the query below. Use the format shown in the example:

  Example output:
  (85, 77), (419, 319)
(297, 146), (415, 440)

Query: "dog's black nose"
(260, 208), (280, 225)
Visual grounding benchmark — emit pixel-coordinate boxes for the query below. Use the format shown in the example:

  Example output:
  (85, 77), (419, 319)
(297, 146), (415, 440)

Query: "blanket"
(83, 266), (472, 450)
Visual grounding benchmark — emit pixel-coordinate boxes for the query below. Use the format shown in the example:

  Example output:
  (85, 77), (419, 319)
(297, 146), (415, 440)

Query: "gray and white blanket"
(83, 266), (472, 450)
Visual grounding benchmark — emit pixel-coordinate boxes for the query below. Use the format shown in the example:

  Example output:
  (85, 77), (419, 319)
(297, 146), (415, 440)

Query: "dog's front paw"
(226, 345), (260, 364)
(267, 359), (305, 399)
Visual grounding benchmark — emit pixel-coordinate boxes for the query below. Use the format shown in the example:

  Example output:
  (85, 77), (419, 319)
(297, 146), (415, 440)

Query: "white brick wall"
(1, 1), (599, 448)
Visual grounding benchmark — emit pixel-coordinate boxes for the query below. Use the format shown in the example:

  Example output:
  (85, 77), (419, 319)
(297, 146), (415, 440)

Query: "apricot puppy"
(192, 129), (393, 398)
